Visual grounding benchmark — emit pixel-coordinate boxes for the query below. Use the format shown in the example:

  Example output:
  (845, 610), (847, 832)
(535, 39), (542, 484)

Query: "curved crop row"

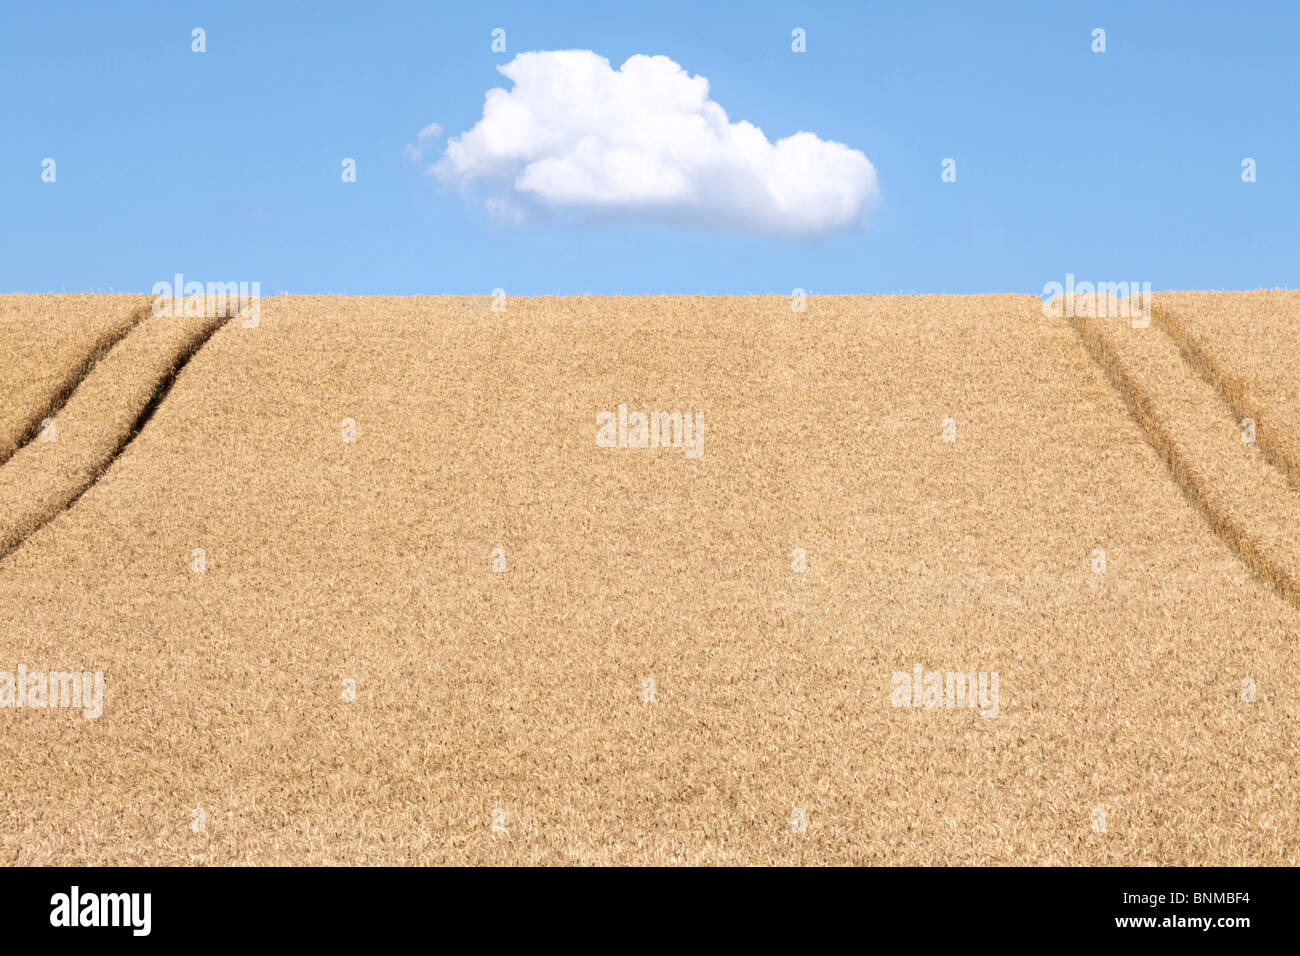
(0, 296), (152, 464)
(1067, 303), (1300, 608)
(0, 308), (231, 560)
(1152, 299), (1300, 491)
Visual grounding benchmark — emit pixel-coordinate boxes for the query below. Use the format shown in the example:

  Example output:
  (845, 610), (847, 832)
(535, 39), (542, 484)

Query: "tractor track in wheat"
(0, 310), (231, 563)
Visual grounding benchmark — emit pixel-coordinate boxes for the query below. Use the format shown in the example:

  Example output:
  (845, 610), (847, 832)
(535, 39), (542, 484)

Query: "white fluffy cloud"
(430, 50), (879, 237)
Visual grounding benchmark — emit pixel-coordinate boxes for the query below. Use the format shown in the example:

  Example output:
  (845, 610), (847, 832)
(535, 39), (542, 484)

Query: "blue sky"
(2, 0), (1296, 295)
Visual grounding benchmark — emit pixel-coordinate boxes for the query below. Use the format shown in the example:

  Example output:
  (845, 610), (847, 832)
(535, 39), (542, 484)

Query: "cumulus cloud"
(429, 50), (879, 237)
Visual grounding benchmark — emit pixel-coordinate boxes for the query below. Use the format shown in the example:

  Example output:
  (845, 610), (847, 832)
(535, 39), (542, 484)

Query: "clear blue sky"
(2, 0), (1296, 295)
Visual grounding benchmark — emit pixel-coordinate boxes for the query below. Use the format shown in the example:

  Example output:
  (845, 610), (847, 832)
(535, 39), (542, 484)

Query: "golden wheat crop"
(0, 307), (229, 559)
(1154, 291), (1300, 487)
(0, 295), (149, 462)
(0, 294), (1295, 865)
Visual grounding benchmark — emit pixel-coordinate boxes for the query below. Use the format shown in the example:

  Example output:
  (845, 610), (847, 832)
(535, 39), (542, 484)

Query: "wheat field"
(0, 293), (1295, 865)
(0, 296), (149, 463)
